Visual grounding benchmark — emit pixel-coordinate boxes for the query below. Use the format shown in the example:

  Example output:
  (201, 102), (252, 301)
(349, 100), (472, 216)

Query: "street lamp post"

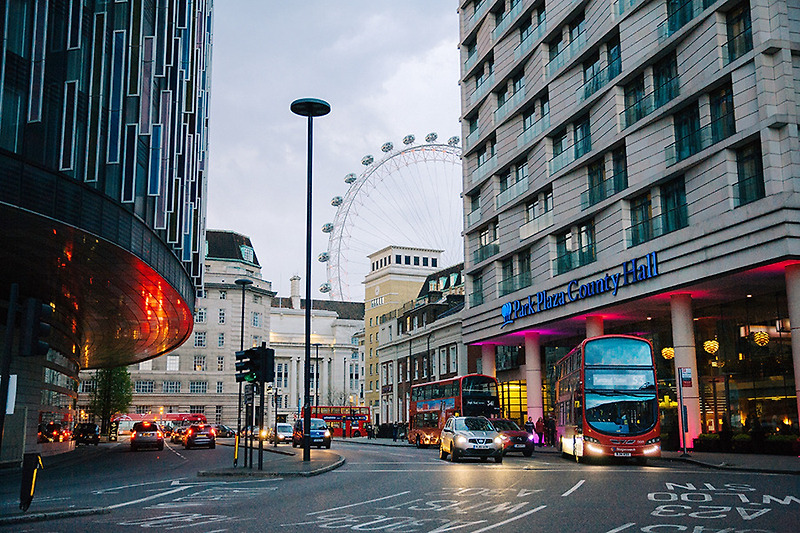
(291, 97), (330, 462)
(313, 343), (320, 407)
(234, 278), (253, 468)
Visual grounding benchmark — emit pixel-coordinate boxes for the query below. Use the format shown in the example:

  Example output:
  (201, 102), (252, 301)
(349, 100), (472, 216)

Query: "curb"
(216, 440), (295, 456)
(661, 455), (800, 475)
(197, 455), (346, 478)
(334, 439), (413, 448)
(0, 507), (110, 525)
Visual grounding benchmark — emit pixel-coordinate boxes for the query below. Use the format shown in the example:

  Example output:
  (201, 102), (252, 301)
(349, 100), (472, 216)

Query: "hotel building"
(459, 0), (800, 446)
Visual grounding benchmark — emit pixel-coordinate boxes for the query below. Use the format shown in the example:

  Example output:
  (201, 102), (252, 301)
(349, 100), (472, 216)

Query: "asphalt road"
(2, 438), (799, 532)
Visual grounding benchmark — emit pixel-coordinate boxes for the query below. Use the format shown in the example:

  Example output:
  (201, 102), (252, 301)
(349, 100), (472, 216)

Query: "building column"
(392, 360), (399, 423)
(291, 357), (299, 410)
(524, 332), (544, 421)
(586, 315), (604, 338)
(321, 356), (330, 404)
(670, 293), (702, 446)
(785, 264), (800, 424)
(481, 344), (496, 377)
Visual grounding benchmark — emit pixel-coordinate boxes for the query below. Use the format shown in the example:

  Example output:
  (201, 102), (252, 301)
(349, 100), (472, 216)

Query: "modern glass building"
(0, 0), (213, 460)
(460, 0), (800, 448)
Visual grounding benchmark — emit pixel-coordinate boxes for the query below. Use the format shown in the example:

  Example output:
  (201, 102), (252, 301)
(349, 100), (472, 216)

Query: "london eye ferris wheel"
(318, 133), (463, 301)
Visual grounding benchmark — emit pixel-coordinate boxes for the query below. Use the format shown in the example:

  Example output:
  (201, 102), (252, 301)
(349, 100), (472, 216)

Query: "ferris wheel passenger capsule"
(344, 173), (356, 184)
(447, 136), (460, 146)
(318, 252), (329, 262)
(361, 155), (374, 166)
(321, 223), (334, 233)
(331, 196), (343, 207)
(381, 142), (393, 152)
(425, 133), (438, 143)
(319, 283), (332, 293)
(403, 134), (415, 145)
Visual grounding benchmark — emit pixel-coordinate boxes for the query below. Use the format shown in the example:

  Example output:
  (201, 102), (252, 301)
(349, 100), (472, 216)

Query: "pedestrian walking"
(535, 417), (545, 446)
(392, 421), (398, 442)
(545, 415), (556, 446)
(524, 416), (535, 435)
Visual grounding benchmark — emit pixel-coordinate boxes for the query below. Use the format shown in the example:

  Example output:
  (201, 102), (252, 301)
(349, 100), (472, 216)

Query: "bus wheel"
(353, 431), (360, 438)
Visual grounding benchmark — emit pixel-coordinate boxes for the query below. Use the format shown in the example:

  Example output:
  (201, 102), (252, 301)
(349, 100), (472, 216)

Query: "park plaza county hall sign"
(500, 251), (659, 328)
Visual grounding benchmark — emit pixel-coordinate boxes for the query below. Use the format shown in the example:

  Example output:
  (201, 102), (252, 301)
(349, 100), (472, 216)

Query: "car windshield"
(491, 419), (520, 431)
(455, 417), (494, 432)
(310, 419), (327, 430)
(277, 424), (292, 431)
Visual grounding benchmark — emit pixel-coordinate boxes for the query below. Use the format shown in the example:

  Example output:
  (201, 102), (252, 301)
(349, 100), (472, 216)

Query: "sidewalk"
(200, 441), (344, 478)
(336, 436), (800, 474)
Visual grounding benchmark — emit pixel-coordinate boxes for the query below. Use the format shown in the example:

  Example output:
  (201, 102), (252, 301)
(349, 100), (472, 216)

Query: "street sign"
(679, 367), (692, 388)
(244, 383), (255, 404)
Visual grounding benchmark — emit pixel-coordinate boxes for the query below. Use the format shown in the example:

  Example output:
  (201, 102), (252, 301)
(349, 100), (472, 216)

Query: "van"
(292, 417), (332, 449)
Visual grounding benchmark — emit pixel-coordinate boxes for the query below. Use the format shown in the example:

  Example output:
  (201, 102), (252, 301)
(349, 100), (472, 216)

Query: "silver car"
(439, 416), (503, 463)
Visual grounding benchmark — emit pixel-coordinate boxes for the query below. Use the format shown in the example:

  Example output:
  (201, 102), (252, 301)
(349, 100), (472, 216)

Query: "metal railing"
(469, 291), (485, 307)
(665, 113), (735, 166)
(496, 175), (529, 209)
(614, 0), (643, 16)
(657, 0), (710, 42)
(625, 207), (688, 247)
(464, 51), (478, 74)
(466, 1), (489, 33)
(473, 241), (500, 264)
(580, 170), (628, 208)
(499, 271), (532, 297)
(470, 153), (497, 185)
(492, 1), (524, 41)
(494, 87), (525, 123)
(553, 243), (596, 275)
(620, 76), (680, 129)
(517, 113), (549, 149)
(550, 135), (591, 175)
(464, 128), (480, 150)
(546, 31), (587, 79)
(735, 174), (766, 207)
(467, 207), (482, 227)
(514, 20), (546, 61)
(520, 210), (553, 240)
(722, 27), (753, 65)
(470, 72), (495, 106)
(577, 59), (621, 103)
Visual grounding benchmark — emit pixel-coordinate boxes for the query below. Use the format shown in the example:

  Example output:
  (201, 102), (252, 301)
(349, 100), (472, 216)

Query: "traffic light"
(19, 298), (52, 357)
(235, 346), (275, 383)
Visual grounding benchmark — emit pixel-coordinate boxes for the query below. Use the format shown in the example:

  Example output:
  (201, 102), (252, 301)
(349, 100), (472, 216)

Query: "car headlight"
(494, 436), (503, 446)
(324, 430), (331, 438)
(455, 435), (467, 446)
(584, 435), (600, 444)
(499, 434), (509, 441)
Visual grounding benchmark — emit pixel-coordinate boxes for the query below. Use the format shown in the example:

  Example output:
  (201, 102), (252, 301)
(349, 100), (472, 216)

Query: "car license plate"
(514, 444), (525, 448)
(614, 452), (631, 457)
(474, 444), (490, 449)
(312, 438), (323, 442)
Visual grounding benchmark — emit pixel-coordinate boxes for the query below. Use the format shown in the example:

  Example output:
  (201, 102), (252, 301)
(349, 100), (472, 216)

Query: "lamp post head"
(291, 98), (331, 118)
(235, 278), (253, 288)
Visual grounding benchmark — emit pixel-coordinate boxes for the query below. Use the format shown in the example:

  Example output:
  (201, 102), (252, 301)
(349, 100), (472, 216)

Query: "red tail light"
(157, 431), (163, 438)
(210, 428), (216, 436)
(131, 431), (137, 439)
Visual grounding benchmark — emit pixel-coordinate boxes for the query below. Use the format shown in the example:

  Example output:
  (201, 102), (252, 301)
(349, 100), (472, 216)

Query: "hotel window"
(674, 103), (701, 162)
(525, 188), (553, 222)
(405, 255), (411, 265)
(555, 221), (596, 274)
(552, 129), (568, 159)
(573, 116), (591, 159)
(587, 160), (605, 206)
(661, 177), (689, 233)
(654, 54), (678, 108)
(414, 359), (419, 380)
(522, 106), (537, 132)
(252, 311), (261, 328)
(135, 380), (154, 393)
(569, 13), (585, 41)
(432, 258), (437, 267)
(139, 360), (152, 371)
(217, 355), (225, 371)
(194, 307), (206, 323)
(194, 331), (206, 348)
(240, 245), (254, 263)
(726, 3), (753, 63)
(215, 406), (223, 424)
(218, 308), (226, 324)
(162, 381), (181, 393)
(253, 294), (262, 304)
(395, 254), (402, 263)
(613, 147), (629, 192)
(449, 345), (458, 373)
(583, 52), (601, 94)
(166, 356), (179, 372)
(219, 290), (227, 300)
(190, 381), (207, 394)
(135, 405), (150, 415)
(80, 379), (96, 393)
(735, 142), (765, 206)
(710, 85), (736, 143)
(470, 273), (484, 306)
(218, 333), (225, 347)
(624, 76), (646, 125)
(629, 193), (653, 246)
(518, 249), (532, 288)
(549, 34), (563, 62)
(194, 355), (206, 371)
(216, 381), (223, 394)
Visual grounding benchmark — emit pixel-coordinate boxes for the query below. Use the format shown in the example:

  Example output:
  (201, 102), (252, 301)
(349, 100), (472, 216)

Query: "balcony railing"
(614, 0), (643, 16)
(722, 27), (753, 65)
(499, 271), (532, 297)
(466, 1), (489, 32)
(464, 51), (478, 74)
(470, 153), (497, 184)
(550, 135), (591, 175)
(467, 207), (482, 227)
(620, 76), (680, 129)
(625, 207), (688, 247)
(665, 113), (736, 166)
(494, 87), (525, 123)
(496, 175), (529, 209)
(577, 59), (621, 103)
(520, 210), (553, 240)
(465, 128), (480, 150)
(492, 1), (524, 40)
(580, 170), (628, 208)
(517, 113), (549, 149)
(514, 20), (546, 61)
(657, 0), (710, 42)
(735, 173), (766, 207)
(470, 72), (495, 106)
(553, 243), (596, 275)
(546, 31), (587, 79)
(473, 241), (499, 264)
(469, 291), (485, 307)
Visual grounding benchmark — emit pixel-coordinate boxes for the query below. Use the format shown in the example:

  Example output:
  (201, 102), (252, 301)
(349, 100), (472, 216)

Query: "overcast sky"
(206, 2), (462, 299)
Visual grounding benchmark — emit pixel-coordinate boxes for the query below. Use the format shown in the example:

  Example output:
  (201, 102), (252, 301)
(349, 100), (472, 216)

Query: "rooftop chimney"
(290, 275), (301, 310)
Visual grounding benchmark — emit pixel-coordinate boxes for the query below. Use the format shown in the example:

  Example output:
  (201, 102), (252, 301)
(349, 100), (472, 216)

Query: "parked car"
(130, 421), (164, 451)
(213, 424), (235, 438)
(489, 418), (535, 457)
(74, 423), (101, 445)
(292, 418), (332, 449)
(183, 424), (216, 449)
(439, 416), (504, 463)
(269, 423), (293, 444)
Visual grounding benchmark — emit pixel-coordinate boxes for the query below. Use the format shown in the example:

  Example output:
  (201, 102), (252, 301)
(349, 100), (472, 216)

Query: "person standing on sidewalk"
(392, 422), (398, 442)
(524, 416), (536, 449)
(535, 417), (545, 446)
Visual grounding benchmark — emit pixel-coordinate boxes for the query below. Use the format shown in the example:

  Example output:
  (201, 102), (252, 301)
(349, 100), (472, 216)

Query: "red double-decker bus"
(407, 374), (501, 448)
(303, 406), (370, 438)
(555, 335), (661, 463)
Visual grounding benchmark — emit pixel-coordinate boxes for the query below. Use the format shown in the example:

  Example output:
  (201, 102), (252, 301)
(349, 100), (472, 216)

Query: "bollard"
(19, 452), (43, 511)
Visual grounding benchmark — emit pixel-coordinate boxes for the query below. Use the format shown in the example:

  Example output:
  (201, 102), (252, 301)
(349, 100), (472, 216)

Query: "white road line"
(93, 479), (179, 494)
(306, 491), (411, 516)
(606, 523), (636, 533)
(106, 485), (192, 509)
(561, 479), (585, 497)
(469, 505), (546, 533)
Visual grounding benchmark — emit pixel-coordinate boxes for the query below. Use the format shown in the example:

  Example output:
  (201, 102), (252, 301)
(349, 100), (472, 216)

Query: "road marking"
(469, 504), (546, 533)
(93, 479), (179, 494)
(307, 491), (411, 516)
(605, 523), (636, 533)
(562, 479), (586, 497)
(106, 485), (192, 509)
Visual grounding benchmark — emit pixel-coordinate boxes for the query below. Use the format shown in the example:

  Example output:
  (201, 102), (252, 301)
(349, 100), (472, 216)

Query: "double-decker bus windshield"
(583, 337), (658, 436)
(461, 375), (500, 416)
(462, 375), (498, 397)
